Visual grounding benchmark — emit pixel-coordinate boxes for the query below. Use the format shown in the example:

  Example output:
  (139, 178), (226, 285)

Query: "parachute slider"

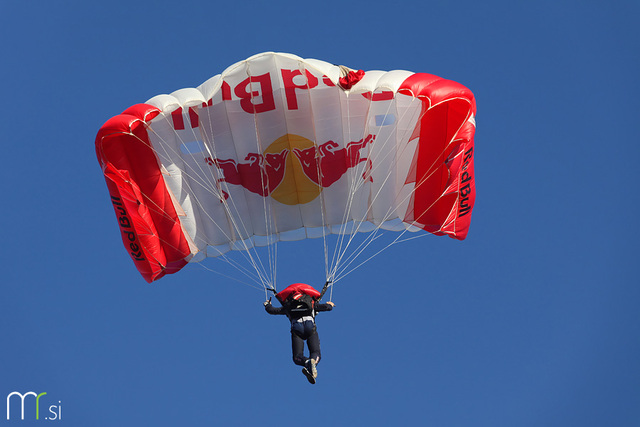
(337, 65), (365, 90)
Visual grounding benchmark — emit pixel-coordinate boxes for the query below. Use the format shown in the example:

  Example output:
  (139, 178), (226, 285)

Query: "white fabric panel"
(171, 88), (205, 107)
(143, 52), (422, 259)
(197, 75), (221, 100)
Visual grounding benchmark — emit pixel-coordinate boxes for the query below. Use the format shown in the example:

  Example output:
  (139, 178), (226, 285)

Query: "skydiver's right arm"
(316, 302), (334, 312)
(264, 301), (285, 315)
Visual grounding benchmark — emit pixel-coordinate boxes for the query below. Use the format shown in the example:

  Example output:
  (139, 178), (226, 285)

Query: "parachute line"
(327, 91), (422, 280)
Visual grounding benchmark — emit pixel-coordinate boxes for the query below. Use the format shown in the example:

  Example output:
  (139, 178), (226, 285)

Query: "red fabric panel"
(171, 108), (185, 130)
(339, 69), (365, 90)
(399, 74), (476, 240)
(276, 283), (322, 301)
(96, 104), (191, 282)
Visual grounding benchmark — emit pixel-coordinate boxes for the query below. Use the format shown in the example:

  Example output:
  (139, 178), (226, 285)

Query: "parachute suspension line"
(327, 87), (378, 281)
(331, 231), (387, 283)
(145, 116), (238, 255)
(333, 170), (438, 281)
(208, 85), (276, 292)
(302, 61), (332, 283)
(113, 153), (272, 289)
(330, 81), (416, 277)
(334, 139), (443, 281)
(150, 131), (273, 289)
(328, 94), (391, 278)
(245, 58), (282, 292)
(333, 96), (468, 281)
(330, 92), (455, 281)
(146, 109), (273, 291)
(333, 230), (431, 283)
(333, 187), (441, 282)
(328, 90), (420, 280)
(327, 87), (364, 281)
(328, 173), (363, 280)
(203, 238), (270, 285)
(196, 261), (265, 292)
(205, 103), (277, 292)
(331, 95), (420, 276)
(198, 105), (275, 291)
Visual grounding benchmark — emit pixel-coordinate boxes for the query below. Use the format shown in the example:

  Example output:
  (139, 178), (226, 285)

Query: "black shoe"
(302, 367), (316, 384)
(308, 358), (318, 379)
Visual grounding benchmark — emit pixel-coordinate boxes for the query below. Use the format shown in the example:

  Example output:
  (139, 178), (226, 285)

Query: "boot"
(302, 366), (316, 384)
(308, 358), (318, 379)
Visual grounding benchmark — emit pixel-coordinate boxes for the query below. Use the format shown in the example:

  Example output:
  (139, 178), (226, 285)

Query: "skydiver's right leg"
(306, 330), (321, 365)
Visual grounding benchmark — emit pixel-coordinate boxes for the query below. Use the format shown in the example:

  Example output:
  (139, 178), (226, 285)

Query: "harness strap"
(318, 281), (332, 301)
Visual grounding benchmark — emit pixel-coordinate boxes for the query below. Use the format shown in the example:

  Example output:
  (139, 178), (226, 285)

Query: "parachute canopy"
(96, 52), (476, 283)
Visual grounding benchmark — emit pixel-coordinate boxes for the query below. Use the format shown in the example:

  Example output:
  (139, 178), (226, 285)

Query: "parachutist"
(264, 283), (334, 384)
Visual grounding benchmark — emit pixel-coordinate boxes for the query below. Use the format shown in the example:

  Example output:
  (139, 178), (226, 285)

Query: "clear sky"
(1, 1), (639, 426)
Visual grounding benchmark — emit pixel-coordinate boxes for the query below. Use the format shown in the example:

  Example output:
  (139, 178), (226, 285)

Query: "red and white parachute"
(95, 52), (476, 287)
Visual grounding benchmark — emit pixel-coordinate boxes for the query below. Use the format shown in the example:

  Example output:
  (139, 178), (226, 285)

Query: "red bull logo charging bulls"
(206, 133), (375, 205)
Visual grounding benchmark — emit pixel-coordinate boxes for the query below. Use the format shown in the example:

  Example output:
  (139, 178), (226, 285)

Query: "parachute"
(95, 52), (476, 287)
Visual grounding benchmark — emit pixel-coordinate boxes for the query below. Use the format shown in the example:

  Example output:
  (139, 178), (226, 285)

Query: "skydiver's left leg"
(291, 328), (308, 367)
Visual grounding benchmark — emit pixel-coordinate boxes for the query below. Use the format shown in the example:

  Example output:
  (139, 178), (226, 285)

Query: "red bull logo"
(206, 133), (375, 205)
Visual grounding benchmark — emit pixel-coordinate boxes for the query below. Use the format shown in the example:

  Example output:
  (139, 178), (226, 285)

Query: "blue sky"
(1, 1), (639, 426)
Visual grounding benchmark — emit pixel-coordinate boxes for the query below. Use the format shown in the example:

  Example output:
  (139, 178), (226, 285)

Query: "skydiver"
(264, 283), (334, 384)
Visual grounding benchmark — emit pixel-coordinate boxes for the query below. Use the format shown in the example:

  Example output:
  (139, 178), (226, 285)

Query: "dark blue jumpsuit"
(265, 300), (333, 366)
